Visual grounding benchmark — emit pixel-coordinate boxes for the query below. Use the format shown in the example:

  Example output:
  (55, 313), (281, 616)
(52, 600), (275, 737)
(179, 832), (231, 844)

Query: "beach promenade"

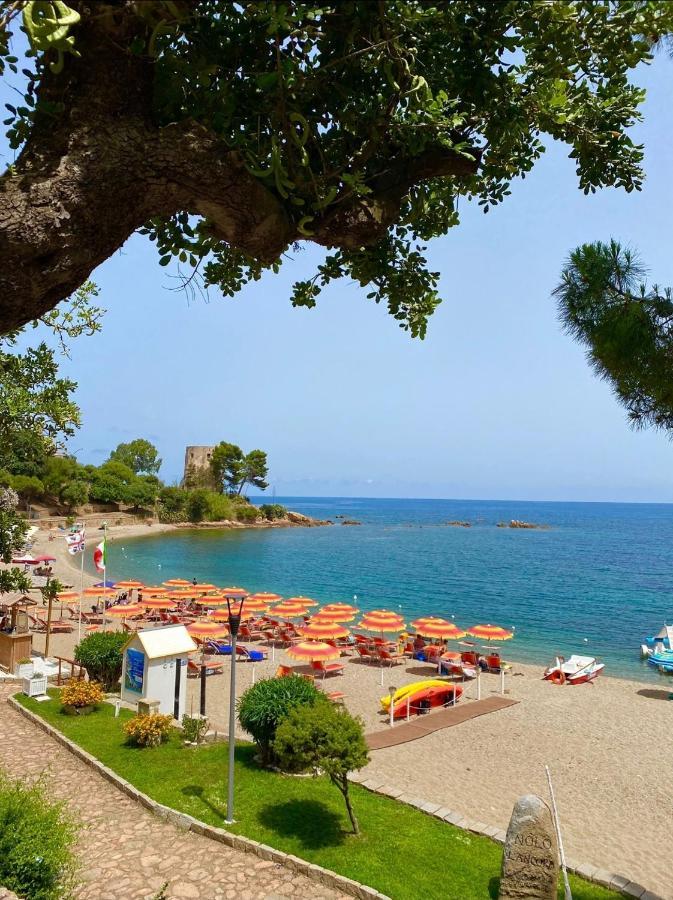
(0, 683), (345, 900)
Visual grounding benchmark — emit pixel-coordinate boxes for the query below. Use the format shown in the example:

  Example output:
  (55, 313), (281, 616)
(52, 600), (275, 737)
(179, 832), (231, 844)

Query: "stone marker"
(499, 794), (559, 900)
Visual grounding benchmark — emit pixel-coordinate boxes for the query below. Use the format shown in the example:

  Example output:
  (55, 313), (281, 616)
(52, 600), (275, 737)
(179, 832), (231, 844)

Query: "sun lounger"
(275, 665), (294, 678)
(311, 660), (345, 678)
(187, 658), (223, 677)
(377, 648), (404, 666)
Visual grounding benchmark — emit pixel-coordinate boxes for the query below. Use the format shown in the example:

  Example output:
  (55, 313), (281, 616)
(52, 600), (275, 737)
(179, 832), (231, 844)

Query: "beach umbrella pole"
(200, 663), (207, 716)
(388, 686), (396, 728)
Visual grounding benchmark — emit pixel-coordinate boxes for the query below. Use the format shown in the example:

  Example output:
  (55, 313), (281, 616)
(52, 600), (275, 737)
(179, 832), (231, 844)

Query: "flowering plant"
(123, 713), (173, 748)
(60, 679), (103, 709)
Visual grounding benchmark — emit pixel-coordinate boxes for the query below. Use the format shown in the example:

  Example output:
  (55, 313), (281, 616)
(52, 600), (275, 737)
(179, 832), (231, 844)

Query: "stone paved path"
(0, 687), (345, 900)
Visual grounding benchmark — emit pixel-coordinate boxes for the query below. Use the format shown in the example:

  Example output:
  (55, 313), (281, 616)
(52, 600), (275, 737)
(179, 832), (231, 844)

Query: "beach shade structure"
(285, 596), (318, 607)
(467, 624), (513, 642)
(56, 590), (80, 603)
(322, 603), (360, 615)
(248, 592), (282, 604)
(82, 586), (117, 599)
(105, 603), (143, 619)
(187, 620), (230, 641)
(238, 597), (271, 613)
(286, 641), (342, 663)
(411, 617), (467, 641)
(358, 610), (406, 633)
(167, 587), (199, 598)
(299, 621), (351, 641)
(141, 596), (178, 610)
(93, 580), (116, 589)
(163, 579), (191, 587)
(272, 601), (312, 618)
(140, 586), (168, 596)
(114, 580), (144, 591)
(195, 594), (230, 607)
(313, 608), (358, 623)
(221, 586), (248, 598)
(192, 583), (218, 593)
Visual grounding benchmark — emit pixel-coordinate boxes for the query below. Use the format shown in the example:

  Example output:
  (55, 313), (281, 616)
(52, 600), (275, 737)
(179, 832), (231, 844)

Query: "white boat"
(640, 624), (673, 658)
(543, 655), (605, 685)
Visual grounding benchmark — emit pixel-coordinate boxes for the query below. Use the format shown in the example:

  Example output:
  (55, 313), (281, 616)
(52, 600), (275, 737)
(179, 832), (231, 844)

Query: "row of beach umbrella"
(56, 580), (514, 659)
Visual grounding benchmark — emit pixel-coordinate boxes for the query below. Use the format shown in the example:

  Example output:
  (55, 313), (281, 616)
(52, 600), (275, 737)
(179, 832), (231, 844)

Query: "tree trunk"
(0, 7), (478, 334)
(334, 775), (360, 835)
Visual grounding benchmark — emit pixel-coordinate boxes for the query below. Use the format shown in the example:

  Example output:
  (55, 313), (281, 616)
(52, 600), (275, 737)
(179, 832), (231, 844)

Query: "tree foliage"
(73, 631), (128, 690)
(555, 239), (673, 432)
(108, 438), (162, 475)
(1, 2), (670, 337)
(237, 674), (325, 765)
(210, 441), (269, 495)
(0, 486), (30, 595)
(274, 701), (370, 834)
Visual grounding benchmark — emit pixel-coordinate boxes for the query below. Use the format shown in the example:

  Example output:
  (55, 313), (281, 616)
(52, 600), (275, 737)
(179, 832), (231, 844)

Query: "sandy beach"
(8, 525), (673, 898)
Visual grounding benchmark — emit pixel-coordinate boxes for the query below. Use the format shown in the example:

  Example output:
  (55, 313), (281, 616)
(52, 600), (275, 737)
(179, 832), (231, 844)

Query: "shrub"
(234, 503), (261, 523)
(60, 679), (103, 710)
(123, 713), (174, 748)
(274, 702), (370, 834)
(186, 489), (210, 523)
(259, 503), (287, 520)
(181, 714), (209, 744)
(0, 770), (78, 899)
(204, 492), (235, 521)
(73, 632), (127, 691)
(237, 675), (326, 765)
(60, 480), (89, 509)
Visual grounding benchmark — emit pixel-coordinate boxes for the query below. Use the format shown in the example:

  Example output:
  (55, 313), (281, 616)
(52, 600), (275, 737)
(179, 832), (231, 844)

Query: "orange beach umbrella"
(411, 617), (466, 640)
(141, 596), (177, 610)
(273, 601), (311, 617)
(322, 603), (359, 615)
(105, 603), (143, 618)
(285, 596), (318, 607)
(313, 609), (357, 623)
(163, 579), (191, 587)
(192, 583), (217, 593)
(300, 621), (350, 641)
(82, 587), (116, 598)
(114, 580), (144, 590)
(56, 590), (80, 602)
(286, 641), (341, 662)
(467, 624), (513, 641)
(239, 597), (271, 612)
(139, 586), (167, 596)
(187, 620), (229, 640)
(359, 610), (406, 632)
(221, 586), (248, 597)
(248, 592), (282, 603)
(195, 594), (229, 607)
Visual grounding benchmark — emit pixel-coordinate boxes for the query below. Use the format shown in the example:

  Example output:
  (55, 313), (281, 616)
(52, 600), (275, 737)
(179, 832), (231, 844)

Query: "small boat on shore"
(640, 624), (673, 658)
(543, 655), (604, 685)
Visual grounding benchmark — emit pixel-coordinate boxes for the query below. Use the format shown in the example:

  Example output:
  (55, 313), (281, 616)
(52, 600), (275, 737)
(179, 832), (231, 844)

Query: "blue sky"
(7, 54), (673, 501)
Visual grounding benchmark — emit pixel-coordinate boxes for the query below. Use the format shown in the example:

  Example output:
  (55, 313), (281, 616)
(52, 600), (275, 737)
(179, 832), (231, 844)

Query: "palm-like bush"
(237, 675), (325, 765)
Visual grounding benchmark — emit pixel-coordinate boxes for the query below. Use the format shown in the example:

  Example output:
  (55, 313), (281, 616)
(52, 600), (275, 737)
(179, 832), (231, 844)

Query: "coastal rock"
(499, 795), (558, 900)
(341, 519), (362, 526)
(446, 521), (471, 528)
(497, 520), (547, 530)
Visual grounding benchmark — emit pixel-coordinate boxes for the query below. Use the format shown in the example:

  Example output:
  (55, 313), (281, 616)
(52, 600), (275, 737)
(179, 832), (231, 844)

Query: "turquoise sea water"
(106, 497), (673, 682)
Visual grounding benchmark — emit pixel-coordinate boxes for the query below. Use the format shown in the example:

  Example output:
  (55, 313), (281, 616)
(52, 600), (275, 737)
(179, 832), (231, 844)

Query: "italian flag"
(93, 539), (106, 573)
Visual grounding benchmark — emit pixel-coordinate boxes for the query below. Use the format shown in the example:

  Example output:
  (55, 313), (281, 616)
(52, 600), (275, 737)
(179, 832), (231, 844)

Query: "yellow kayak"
(380, 679), (449, 711)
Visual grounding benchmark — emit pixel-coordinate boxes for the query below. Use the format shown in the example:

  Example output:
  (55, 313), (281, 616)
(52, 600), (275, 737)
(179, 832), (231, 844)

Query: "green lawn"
(17, 692), (622, 900)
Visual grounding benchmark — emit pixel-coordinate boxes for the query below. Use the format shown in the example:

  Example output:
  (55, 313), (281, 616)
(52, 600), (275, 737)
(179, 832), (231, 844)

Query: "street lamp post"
(225, 595), (244, 824)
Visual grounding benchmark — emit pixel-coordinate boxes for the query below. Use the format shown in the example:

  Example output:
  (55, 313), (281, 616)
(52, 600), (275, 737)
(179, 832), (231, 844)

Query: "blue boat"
(648, 649), (673, 673)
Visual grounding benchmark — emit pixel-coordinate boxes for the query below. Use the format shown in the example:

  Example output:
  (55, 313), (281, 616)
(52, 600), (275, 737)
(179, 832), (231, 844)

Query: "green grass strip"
(16, 693), (622, 900)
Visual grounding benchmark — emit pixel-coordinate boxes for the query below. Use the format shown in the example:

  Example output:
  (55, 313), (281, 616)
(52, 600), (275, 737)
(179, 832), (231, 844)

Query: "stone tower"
(182, 446), (215, 486)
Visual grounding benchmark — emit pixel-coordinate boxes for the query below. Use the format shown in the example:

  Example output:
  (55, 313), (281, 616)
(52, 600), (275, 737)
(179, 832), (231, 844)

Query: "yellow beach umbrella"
(115, 580), (144, 590)
(106, 603), (143, 618)
(286, 596), (318, 607)
(187, 620), (229, 640)
(163, 579), (191, 587)
(248, 592), (282, 603)
(141, 596), (177, 610)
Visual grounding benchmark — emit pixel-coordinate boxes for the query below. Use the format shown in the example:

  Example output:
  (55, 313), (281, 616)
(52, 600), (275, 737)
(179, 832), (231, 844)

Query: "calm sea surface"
(106, 497), (673, 682)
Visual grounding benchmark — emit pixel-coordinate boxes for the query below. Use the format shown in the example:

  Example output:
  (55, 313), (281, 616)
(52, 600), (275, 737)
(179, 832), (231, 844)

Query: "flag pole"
(78, 541), (84, 642)
(102, 522), (107, 632)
